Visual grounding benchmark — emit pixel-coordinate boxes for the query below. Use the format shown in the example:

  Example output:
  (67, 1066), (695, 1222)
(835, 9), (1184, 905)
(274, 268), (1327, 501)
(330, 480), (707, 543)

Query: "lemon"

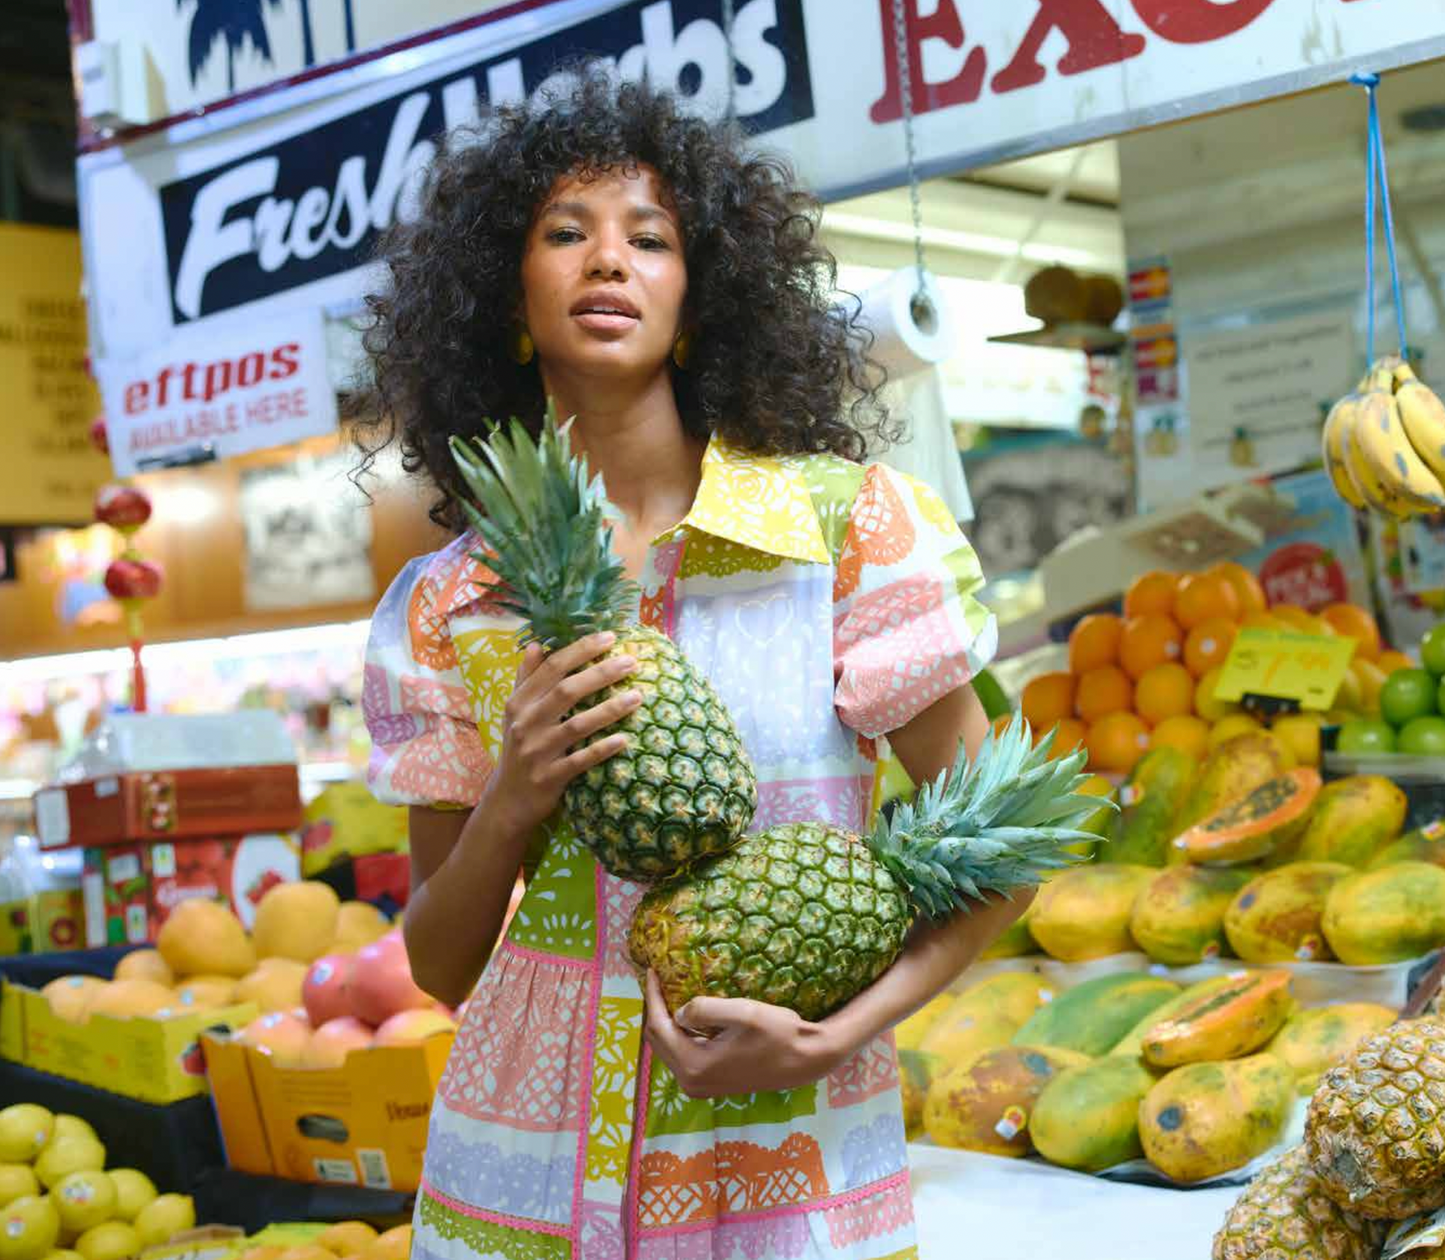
(0, 1196), (60, 1260)
(101, 1174), (154, 1227)
(33, 1141), (103, 1194)
(51, 1174), (114, 1239)
(73, 1223), (140, 1260)
(41, 1122), (94, 1155)
(0, 1168), (39, 1210)
(1207, 713), (1261, 752)
(131, 1196), (193, 1250)
(0, 1109), (53, 1166)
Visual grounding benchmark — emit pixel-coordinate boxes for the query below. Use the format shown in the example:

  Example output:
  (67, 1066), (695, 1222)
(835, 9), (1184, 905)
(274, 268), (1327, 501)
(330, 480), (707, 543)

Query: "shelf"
(987, 323), (1127, 353)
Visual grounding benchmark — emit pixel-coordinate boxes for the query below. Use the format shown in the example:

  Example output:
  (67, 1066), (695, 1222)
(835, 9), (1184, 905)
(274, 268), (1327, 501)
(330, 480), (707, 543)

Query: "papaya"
(1368, 819), (1445, 870)
(1110, 974), (1239, 1062)
(911, 973), (1056, 1085)
(1294, 775), (1408, 867)
(1174, 734), (1292, 835)
(1141, 970), (1294, 1068)
(922, 1044), (1090, 1156)
(979, 914), (1037, 959)
(1031, 1055), (1155, 1171)
(1171, 769), (1321, 865)
(1321, 861), (1445, 965)
(1066, 776), (1116, 860)
(1266, 1003), (1397, 1095)
(1104, 747), (1197, 866)
(1028, 865), (1155, 961)
(1014, 972), (1180, 1057)
(895, 994), (954, 1054)
(894, 996), (954, 1135)
(1128, 865), (1252, 965)
(1223, 862), (1353, 963)
(1138, 1053), (1294, 1182)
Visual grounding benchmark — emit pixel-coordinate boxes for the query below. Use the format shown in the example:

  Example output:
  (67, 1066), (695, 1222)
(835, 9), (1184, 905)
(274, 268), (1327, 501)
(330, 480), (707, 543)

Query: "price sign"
(1213, 629), (1357, 711)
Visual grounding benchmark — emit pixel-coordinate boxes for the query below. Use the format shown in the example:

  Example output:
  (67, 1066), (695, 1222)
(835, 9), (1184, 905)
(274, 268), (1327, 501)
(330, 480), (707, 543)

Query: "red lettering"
(269, 342), (301, 379)
(993, 0), (1145, 95)
(155, 365), (177, 407)
(181, 361), (200, 401)
(1129, 0), (1276, 44)
(202, 360), (232, 402)
(123, 381), (149, 415)
(237, 351), (265, 388)
(869, 0), (985, 124)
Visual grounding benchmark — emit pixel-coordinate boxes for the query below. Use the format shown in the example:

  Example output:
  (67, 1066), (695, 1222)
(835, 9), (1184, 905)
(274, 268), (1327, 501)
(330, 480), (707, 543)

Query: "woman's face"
(519, 164), (687, 382)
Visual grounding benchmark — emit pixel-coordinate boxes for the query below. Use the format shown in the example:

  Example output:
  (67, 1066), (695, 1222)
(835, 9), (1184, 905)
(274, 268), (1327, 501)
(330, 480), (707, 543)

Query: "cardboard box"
(1, 978), (255, 1103)
(0, 889), (85, 954)
(139, 1227), (245, 1260)
(82, 835), (300, 946)
(300, 781), (408, 878)
(35, 765), (303, 850)
(204, 1031), (452, 1190)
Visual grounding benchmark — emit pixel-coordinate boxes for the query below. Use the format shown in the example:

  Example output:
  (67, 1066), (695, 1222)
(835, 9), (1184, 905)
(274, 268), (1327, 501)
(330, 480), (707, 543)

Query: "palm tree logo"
(177, 0), (355, 94)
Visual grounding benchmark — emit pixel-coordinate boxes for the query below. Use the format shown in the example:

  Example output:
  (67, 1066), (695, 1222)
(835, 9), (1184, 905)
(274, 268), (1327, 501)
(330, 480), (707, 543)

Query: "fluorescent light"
(823, 211), (1097, 269)
(3, 619), (373, 686)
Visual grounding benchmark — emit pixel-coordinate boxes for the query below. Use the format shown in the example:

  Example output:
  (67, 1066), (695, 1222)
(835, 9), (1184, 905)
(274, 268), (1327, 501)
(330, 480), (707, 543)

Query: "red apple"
(104, 557), (163, 600)
(373, 1008), (456, 1046)
(302, 954), (355, 1028)
(350, 933), (430, 1026)
(302, 1016), (374, 1069)
(89, 414), (109, 454)
(94, 484), (152, 530)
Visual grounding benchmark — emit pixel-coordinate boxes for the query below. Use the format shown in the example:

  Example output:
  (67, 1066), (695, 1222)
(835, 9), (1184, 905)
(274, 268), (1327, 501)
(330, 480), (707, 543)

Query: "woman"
(361, 70), (1017, 1260)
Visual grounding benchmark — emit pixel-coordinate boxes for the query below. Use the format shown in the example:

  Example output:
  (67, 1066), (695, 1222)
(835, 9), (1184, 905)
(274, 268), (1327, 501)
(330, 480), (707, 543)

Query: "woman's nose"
(585, 229), (629, 280)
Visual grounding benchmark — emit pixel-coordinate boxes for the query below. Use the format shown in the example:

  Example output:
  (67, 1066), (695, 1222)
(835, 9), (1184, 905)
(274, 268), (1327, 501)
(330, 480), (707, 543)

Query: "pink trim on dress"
(571, 866), (607, 1248)
(625, 1040), (655, 1255)
(419, 1179), (571, 1238)
(638, 1169), (911, 1239)
(502, 939), (594, 970)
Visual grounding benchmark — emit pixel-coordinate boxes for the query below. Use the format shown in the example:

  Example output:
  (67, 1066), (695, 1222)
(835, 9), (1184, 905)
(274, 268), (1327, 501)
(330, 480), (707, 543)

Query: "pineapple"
(449, 415), (756, 880)
(1305, 1020), (1445, 1221)
(1213, 1146), (1385, 1260)
(629, 721), (1100, 1021)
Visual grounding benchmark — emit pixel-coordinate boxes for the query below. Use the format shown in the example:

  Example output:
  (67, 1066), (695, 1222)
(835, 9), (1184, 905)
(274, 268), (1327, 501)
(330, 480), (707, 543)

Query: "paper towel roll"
(855, 267), (957, 383)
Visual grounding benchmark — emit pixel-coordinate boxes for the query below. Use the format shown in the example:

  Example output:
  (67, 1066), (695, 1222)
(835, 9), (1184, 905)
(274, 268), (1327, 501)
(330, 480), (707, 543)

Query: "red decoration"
(94, 484), (152, 532)
(89, 415), (110, 454)
(104, 556), (164, 601)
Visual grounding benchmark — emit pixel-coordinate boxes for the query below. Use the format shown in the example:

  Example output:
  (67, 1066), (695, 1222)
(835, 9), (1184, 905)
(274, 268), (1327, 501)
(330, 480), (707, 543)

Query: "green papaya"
(1104, 747), (1198, 866)
(1294, 775), (1408, 866)
(1322, 862), (1445, 964)
(1028, 865), (1155, 960)
(1174, 734), (1290, 834)
(1366, 818), (1445, 870)
(1110, 974), (1238, 1062)
(1129, 865), (1252, 965)
(1031, 1054), (1156, 1171)
(1013, 971), (1180, 1057)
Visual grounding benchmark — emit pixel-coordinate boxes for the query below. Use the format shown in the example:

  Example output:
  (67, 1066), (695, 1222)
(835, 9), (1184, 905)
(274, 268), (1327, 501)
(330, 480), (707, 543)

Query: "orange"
(1149, 714), (1210, 761)
(1320, 603), (1381, 660)
(1068, 613), (1123, 675)
(1208, 561), (1267, 618)
(1183, 617), (1238, 678)
(1134, 662), (1195, 726)
(1123, 571), (1179, 619)
(1173, 571), (1240, 630)
(1039, 718), (1087, 759)
(1020, 672), (1075, 730)
(1194, 666), (1238, 722)
(1378, 649), (1415, 675)
(1086, 712), (1152, 775)
(1074, 665), (1133, 724)
(1118, 614), (1184, 681)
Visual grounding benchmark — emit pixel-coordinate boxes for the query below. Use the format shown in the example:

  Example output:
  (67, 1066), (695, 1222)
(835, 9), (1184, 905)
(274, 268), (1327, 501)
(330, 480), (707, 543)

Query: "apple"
(302, 954), (355, 1028)
(94, 485), (152, 531)
(104, 557), (163, 601)
(350, 933), (431, 1026)
(236, 1011), (311, 1068)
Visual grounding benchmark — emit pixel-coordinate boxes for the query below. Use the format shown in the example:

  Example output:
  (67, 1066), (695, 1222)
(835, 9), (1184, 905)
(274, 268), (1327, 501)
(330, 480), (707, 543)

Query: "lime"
(1440, 674), (1445, 717)
(1336, 719), (1397, 754)
(1399, 715), (1445, 757)
(1380, 669), (1438, 727)
(1425, 623), (1445, 676)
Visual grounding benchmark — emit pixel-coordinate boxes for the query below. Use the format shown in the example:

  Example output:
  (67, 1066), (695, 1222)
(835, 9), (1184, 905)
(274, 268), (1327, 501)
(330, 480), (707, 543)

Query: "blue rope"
(1350, 71), (1410, 361)
(1352, 73), (1379, 365)
(1371, 100), (1409, 354)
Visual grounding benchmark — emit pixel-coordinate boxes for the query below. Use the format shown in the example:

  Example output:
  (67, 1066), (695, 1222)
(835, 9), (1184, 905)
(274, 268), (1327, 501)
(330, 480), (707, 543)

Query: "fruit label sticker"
(994, 1105), (1028, 1141)
(1296, 934), (1323, 962)
(1424, 820), (1445, 842)
(1214, 629), (1358, 710)
(1383, 1205), (1445, 1259)
(1119, 784), (1146, 808)
(1201, 941), (1221, 961)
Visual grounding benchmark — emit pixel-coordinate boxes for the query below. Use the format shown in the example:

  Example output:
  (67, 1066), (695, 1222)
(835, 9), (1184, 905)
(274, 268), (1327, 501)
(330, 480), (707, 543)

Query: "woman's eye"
(633, 236), (669, 251)
(548, 228), (584, 244)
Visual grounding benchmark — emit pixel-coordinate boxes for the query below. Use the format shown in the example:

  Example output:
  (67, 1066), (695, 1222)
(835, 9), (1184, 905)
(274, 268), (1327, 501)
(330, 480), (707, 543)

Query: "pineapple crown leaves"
(448, 402), (639, 648)
(868, 718), (1110, 922)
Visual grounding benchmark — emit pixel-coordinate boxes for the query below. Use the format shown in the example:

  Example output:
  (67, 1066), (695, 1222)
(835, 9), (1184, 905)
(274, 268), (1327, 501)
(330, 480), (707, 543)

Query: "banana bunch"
(1323, 355), (1445, 517)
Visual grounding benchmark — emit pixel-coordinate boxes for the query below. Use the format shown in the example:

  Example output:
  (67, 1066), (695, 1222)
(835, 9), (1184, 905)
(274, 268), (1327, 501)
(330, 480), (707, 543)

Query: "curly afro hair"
(354, 67), (892, 533)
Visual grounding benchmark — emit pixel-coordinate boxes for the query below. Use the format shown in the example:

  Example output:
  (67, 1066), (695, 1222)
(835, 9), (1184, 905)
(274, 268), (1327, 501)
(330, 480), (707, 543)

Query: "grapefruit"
(156, 901), (254, 979)
(333, 904), (391, 954)
(302, 956), (355, 1028)
(87, 981), (174, 1022)
(111, 951), (172, 987)
(40, 979), (105, 1026)
(236, 960), (308, 1015)
(302, 1018), (373, 1070)
(237, 1013), (311, 1069)
(350, 935), (430, 1027)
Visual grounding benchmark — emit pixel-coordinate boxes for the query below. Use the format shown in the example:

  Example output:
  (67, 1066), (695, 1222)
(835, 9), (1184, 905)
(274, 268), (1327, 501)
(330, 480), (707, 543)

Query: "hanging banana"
(1322, 389), (1368, 510)
(1394, 360), (1445, 486)
(1346, 364), (1445, 515)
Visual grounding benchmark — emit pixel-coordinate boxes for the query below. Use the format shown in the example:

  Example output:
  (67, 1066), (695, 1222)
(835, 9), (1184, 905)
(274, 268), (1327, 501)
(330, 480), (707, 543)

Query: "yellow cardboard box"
(300, 782), (408, 877)
(0, 979), (255, 1103)
(203, 1031), (452, 1191)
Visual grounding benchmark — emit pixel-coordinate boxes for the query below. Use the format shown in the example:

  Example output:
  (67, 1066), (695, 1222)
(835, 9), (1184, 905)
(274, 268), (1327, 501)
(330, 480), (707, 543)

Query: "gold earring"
(508, 322), (535, 366)
(672, 331), (692, 370)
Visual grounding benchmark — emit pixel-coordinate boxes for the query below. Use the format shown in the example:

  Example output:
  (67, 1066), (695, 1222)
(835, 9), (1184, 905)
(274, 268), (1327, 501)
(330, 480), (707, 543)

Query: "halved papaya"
(1171, 768), (1322, 865)
(1141, 969), (1294, 1068)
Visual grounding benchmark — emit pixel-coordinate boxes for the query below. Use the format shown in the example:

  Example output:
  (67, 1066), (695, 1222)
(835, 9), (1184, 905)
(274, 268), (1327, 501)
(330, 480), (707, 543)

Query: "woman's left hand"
(643, 971), (849, 1098)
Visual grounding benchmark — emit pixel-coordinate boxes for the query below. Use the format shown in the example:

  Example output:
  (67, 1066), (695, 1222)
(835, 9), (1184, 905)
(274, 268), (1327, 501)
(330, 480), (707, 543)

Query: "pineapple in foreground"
(1305, 1020), (1445, 1221)
(630, 721), (1100, 1021)
(1212, 1146), (1385, 1260)
(450, 416), (756, 880)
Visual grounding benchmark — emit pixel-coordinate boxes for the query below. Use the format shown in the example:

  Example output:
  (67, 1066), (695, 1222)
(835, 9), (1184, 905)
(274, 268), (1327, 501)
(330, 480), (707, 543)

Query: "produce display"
(234, 1223), (412, 1260)
(1337, 621), (1445, 754)
(0, 1104), (194, 1260)
(1022, 560), (1412, 777)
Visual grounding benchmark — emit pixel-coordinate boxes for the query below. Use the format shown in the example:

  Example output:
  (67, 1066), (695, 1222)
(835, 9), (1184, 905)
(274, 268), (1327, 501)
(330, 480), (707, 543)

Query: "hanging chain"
(721, 0), (737, 122)
(888, 0), (929, 305)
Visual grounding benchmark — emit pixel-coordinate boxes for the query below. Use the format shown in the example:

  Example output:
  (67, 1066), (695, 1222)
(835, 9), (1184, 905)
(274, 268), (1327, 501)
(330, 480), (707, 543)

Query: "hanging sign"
(0, 226), (110, 525)
(78, 0), (1445, 361)
(1213, 628), (1358, 711)
(95, 310), (338, 476)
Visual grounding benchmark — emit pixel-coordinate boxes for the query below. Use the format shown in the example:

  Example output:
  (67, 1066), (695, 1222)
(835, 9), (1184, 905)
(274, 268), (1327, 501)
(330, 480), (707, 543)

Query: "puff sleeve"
(833, 463), (998, 739)
(363, 537), (495, 808)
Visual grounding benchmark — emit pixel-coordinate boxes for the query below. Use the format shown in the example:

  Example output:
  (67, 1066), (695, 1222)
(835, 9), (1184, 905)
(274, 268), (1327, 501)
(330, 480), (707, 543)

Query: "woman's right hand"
(486, 630), (641, 840)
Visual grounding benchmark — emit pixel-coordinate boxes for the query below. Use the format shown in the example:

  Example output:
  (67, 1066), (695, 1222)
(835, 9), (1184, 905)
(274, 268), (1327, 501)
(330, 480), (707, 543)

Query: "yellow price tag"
(1213, 629), (1357, 711)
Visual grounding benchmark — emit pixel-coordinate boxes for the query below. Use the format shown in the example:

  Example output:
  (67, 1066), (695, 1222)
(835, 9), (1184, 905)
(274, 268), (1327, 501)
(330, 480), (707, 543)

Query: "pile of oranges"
(1018, 562), (1396, 776)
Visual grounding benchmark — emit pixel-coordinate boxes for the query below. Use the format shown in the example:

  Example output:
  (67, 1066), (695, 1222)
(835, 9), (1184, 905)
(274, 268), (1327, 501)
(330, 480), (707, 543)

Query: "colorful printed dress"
(364, 440), (998, 1260)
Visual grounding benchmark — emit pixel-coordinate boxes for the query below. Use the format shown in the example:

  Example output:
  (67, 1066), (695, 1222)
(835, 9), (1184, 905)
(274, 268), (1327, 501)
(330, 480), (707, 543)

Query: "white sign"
(96, 310), (337, 476)
(78, 0), (1445, 360)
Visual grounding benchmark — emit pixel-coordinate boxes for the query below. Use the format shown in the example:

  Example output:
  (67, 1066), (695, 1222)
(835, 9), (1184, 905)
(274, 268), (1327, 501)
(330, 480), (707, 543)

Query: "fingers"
(675, 996), (752, 1037)
(554, 688), (643, 750)
(643, 971), (693, 1061)
(530, 654), (640, 726)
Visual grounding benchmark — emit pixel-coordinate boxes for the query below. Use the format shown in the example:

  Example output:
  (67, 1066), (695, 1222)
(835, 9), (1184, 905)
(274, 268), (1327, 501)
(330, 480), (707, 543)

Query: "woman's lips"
(573, 311), (640, 334)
